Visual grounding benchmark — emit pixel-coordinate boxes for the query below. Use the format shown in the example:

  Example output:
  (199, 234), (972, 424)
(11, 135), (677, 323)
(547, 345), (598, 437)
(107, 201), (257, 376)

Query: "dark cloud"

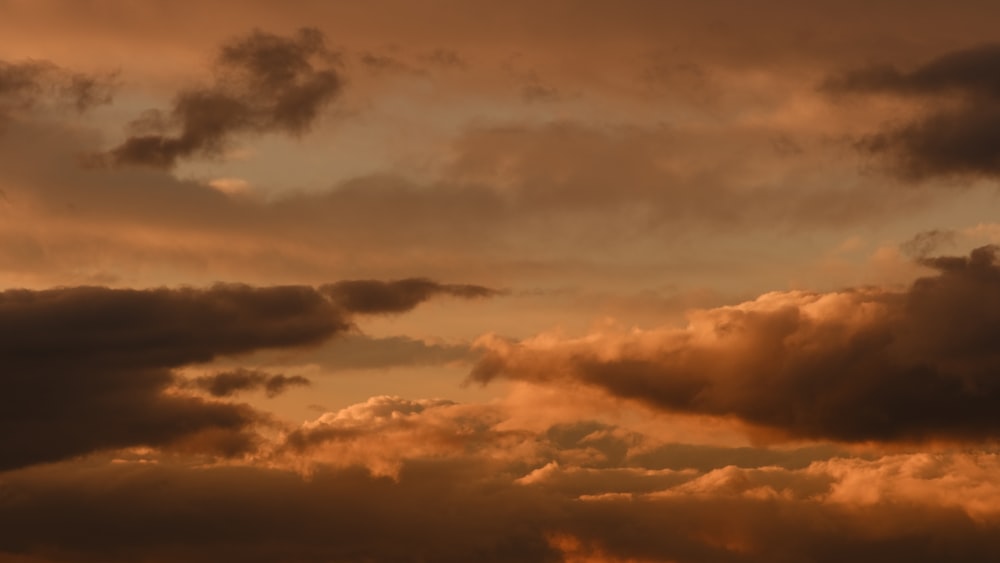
(1, 388), (998, 563)
(103, 28), (341, 168)
(321, 278), (499, 314)
(0, 284), (344, 471)
(0, 59), (114, 120)
(826, 43), (1000, 180)
(472, 246), (1000, 443)
(900, 229), (956, 258)
(825, 44), (1000, 97)
(0, 60), (51, 104)
(189, 368), (311, 398)
(0, 460), (561, 563)
(0, 279), (493, 471)
(2, 452), (1000, 563)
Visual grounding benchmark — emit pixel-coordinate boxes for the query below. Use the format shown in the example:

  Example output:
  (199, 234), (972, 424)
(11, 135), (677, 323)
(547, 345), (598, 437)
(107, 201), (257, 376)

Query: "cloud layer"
(2, 396), (999, 563)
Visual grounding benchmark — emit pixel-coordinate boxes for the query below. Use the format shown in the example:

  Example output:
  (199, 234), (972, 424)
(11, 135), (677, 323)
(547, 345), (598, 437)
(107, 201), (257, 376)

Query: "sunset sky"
(4, 1), (1000, 561)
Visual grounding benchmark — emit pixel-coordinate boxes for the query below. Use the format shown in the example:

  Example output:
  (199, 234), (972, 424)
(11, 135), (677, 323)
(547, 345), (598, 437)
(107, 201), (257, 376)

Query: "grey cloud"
(321, 278), (499, 314)
(103, 28), (341, 168)
(472, 247), (1000, 443)
(0, 59), (114, 119)
(0, 284), (345, 471)
(900, 229), (957, 258)
(826, 43), (1000, 180)
(189, 369), (311, 398)
(1, 453), (999, 563)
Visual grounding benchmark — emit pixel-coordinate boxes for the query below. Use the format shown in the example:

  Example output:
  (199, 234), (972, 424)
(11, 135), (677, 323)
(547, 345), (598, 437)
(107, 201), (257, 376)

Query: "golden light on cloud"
(3, 2), (1000, 561)
(207, 177), (250, 195)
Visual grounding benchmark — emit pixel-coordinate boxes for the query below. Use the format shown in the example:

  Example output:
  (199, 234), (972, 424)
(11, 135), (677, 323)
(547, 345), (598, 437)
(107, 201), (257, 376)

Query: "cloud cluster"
(103, 27), (341, 168)
(827, 43), (1000, 180)
(472, 247), (1000, 443)
(321, 278), (500, 314)
(2, 401), (1000, 562)
(0, 59), (114, 120)
(0, 279), (496, 471)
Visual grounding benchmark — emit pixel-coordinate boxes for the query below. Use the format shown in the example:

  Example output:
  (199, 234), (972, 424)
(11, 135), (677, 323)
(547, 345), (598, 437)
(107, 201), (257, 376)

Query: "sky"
(4, 1), (1000, 561)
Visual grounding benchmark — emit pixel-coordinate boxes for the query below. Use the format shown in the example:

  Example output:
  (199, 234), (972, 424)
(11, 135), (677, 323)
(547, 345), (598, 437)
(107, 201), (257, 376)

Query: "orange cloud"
(472, 247), (1000, 443)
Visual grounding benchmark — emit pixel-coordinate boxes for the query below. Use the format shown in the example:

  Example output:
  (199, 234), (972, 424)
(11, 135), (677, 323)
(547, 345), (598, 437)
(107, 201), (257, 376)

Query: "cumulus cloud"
(900, 228), (957, 258)
(278, 396), (531, 477)
(826, 43), (1000, 180)
(0, 279), (497, 471)
(101, 28), (341, 168)
(472, 246), (1000, 443)
(2, 436), (1000, 562)
(1, 383), (997, 562)
(0, 284), (343, 470)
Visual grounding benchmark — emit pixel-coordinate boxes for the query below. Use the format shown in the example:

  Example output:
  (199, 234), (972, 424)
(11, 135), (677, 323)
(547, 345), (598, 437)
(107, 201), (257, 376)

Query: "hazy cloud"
(321, 278), (499, 314)
(189, 368), (311, 398)
(900, 229), (957, 258)
(2, 446), (1000, 562)
(827, 43), (1000, 180)
(472, 247), (1000, 443)
(102, 28), (341, 168)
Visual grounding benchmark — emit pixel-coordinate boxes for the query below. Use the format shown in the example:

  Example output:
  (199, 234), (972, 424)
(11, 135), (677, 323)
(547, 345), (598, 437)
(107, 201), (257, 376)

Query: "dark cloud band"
(0, 279), (496, 471)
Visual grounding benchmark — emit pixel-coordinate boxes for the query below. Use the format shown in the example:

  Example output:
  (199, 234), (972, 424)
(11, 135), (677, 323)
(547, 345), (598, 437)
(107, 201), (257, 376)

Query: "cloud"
(0, 279), (495, 471)
(826, 43), (1000, 180)
(900, 229), (957, 258)
(2, 442), (1000, 562)
(0, 59), (114, 120)
(188, 368), (311, 398)
(2, 385), (999, 562)
(321, 278), (500, 314)
(101, 28), (341, 168)
(471, 246), (1000, 443)
(278, 396), (532, 477)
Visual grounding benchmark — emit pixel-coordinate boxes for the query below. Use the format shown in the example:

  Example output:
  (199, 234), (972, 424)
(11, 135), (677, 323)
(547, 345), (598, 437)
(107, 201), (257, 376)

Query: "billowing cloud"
(472, 247), (1000, 443)
(0, 279), (496, 471)
(827, 43), (1000, 180)
(1, 428), (999, 562)
(101, 27), (341, 168)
